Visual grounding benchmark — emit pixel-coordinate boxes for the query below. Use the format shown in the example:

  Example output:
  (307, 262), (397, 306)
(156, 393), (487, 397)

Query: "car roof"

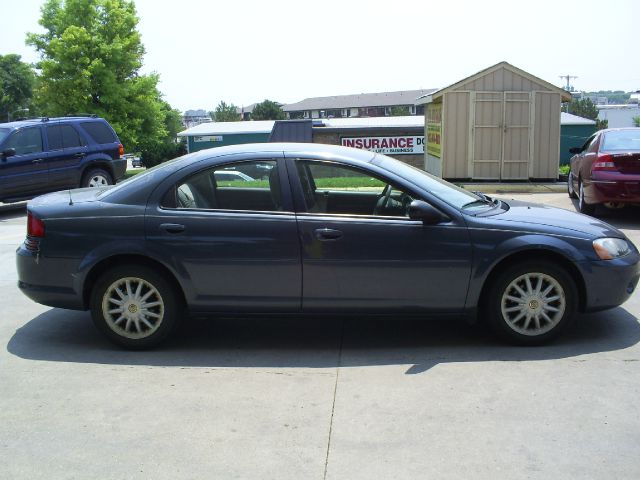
(0, 117), (107, 130)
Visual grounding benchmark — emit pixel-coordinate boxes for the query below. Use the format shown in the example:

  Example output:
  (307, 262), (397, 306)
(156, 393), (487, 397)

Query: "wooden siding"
(532, 92), (561, 178)
(442, 92), (470, 178)
(453, 67), (548, 93)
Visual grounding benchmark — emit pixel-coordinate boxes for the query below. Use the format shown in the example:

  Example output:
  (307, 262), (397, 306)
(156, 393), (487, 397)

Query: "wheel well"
(478, 250), (587, 314)
(81, 162), (115, 183)
(82, 254), (187, 309)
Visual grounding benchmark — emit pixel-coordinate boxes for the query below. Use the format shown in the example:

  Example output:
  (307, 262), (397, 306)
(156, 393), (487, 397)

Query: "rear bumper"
(585, 175), (640, 204)
(580, 251), (640, 312)
(112, 158), (127, 181)
(16, 245), (85, 310)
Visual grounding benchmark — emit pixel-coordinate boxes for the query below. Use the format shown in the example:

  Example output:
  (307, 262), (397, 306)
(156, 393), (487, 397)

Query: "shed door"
(471, 92), (532, 180)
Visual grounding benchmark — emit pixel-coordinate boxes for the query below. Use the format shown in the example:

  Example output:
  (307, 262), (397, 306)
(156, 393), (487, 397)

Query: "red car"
(568, 128), (640, 215)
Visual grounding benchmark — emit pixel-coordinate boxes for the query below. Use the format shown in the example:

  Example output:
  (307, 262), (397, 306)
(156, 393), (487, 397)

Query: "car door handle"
(159, 223), (186, 234)
(314, 228), (343, 241)
(73, 153), (85, 158)
(32, 158), (44, 164)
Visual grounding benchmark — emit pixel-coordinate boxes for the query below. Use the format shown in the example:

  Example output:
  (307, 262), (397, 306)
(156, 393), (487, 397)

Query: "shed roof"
(178, 120), (275, 137)
(416, 62), (572, 104)
(560, 112), (597, 126)
(283, 89), (437, 112)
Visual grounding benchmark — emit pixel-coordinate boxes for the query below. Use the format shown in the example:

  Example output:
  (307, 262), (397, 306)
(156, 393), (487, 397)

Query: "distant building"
(282, 89), (436, 119)
(630, 91), (640, 104)
(598, 104), (640, 128)
(236, 103), (257, 121)
(182, 109), (211, 128)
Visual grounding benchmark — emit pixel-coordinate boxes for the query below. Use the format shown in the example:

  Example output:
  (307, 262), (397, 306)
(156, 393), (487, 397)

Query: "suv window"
(47, 125), (83, 150)
(4, 127), (43, 155)
(166, 160), (282, 212)
(81, 121), (117, 144)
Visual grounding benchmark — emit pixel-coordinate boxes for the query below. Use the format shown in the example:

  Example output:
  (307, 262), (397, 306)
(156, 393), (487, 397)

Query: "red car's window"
(601, 130), (640, 152)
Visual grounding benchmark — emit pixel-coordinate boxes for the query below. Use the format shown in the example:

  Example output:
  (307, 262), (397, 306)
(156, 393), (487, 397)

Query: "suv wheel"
(83, 168), (113, 188)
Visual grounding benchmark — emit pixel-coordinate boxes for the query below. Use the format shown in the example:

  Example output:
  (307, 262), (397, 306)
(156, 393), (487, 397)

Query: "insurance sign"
(341, 136), (424, 155)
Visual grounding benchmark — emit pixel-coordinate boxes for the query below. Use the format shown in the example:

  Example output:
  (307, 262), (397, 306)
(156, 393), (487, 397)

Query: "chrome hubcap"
(501, 272), (566, 336)
(101, 277), (164, 339)
(88, 175), (109, 187)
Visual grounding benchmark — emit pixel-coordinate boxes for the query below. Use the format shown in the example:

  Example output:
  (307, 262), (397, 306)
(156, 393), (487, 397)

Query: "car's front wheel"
(486, 261), (577, 345)
(82, 168), (113, 188)
(90, 265), (180, 349)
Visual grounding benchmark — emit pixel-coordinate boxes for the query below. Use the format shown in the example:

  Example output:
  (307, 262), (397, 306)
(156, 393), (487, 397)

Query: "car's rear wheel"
(578, 178), (596, 215)
(90, 265), (180, 349)
(486, 261), (577, 345)
(82, 168), (113, 188)
(567, 171), (578, 199)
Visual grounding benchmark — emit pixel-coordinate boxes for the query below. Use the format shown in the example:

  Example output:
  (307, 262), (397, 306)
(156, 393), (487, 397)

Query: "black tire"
(486, 261), (577, 345)
(578, 178), (596, 216)
(90, 265), (181, 349)
(567, 172), (578, 199)
(82, 168), (113, 188)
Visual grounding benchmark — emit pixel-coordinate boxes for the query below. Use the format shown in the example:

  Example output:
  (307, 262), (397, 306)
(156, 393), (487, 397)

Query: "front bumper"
(16, 245), (85, 310)
(580, 250), (640, 312)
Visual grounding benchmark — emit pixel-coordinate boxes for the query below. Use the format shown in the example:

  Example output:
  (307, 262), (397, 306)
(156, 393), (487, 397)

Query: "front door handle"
(314, 228), (343, 241)
(32, 158), (44, 164)
(160, 223), (185, 234)
(73, 153), (86, 158)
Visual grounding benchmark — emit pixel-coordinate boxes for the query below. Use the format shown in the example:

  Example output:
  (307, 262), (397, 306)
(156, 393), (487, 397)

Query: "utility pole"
(559, 74), (578, 92)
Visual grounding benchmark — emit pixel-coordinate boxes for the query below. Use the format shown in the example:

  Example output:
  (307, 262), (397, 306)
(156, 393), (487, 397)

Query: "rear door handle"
(160, 223), (185, 234)
(32, 158), (44, 164)
(314, 228), (343, 241)
(73, 153), (86, 158)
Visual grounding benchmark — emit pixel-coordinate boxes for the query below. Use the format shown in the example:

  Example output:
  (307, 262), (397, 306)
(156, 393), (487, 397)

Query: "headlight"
(593, 238), (630, 260)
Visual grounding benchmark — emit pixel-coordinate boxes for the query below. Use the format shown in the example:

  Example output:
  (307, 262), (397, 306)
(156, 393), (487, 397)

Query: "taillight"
(118, 143), (124, 158)
(27, 212), (45, 238)
(592, 154), (616, 171)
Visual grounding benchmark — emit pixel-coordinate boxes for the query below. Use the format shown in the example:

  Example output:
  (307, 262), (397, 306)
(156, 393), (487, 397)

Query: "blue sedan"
(16, 143), (640, 348)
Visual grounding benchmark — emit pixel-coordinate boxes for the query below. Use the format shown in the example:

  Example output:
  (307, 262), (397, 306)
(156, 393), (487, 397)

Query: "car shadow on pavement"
(7, 307), (640, 374)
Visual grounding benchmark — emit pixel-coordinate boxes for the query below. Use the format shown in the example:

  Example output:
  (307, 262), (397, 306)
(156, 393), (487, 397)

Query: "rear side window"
(47, 125), (83, 150)
(4, 127), (43, 155)
(81, 121), (117, 144)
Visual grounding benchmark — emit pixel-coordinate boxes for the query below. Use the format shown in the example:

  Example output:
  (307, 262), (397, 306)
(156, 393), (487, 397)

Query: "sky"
(1, 0), (639, 113)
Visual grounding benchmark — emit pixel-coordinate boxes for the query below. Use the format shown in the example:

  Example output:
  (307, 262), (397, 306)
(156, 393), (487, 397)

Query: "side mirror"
(408, 200), (448, 225)
(569, 147), (582, 154)
(1, 148), (16, 161)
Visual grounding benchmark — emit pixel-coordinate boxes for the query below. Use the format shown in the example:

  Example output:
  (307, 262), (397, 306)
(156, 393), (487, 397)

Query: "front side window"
(165, 160), (282, 212)
(295, 160), (415, 217)
(4, 127), (43, 155)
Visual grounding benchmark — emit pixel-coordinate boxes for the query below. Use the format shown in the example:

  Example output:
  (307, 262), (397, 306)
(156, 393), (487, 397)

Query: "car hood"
(481, 199), (624, 239)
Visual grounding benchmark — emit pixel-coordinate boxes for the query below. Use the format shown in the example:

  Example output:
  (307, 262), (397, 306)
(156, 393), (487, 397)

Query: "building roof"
(560, 112), (596, 126)
(178, 120), (275, 137)
(320, 116), (424, 129)
(283, 89), (437, 112)
(416, 62), (572, 104)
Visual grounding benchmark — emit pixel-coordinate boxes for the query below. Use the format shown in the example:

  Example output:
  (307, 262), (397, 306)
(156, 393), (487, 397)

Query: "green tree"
(26, 0), (168, 151)
(251, 99), (285, 120)
(0, 54), (36, 121)
(567, 98), (608, 130)
(633, 116), (640, 128)
(212, 100), (240, 122)
(389, 106), (410, 116)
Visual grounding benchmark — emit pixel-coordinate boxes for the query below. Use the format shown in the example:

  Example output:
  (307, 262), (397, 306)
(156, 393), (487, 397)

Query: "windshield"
(374, 154), (490, 210)
(0, 128), (10, 145)
(601, 130), (640, 152)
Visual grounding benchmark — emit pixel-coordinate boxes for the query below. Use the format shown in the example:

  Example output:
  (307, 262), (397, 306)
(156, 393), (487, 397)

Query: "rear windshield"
(0, 128), (9, 144)
(80, 121), (117, 144)
(601, 130), (640, 152)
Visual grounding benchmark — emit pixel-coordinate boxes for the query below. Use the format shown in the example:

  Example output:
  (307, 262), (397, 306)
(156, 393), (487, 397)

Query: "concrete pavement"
(1, 193), (639, 479)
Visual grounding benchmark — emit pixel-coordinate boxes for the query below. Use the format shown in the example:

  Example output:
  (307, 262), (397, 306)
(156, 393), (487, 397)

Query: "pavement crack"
(323, 319), (345, 480)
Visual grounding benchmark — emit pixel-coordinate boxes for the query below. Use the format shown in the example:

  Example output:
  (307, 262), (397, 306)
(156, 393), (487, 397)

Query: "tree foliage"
(251, 99), (285, 120)
(389, 106), (410, 116)
(567, 98), (608, 130)
(212, 100), (240, 122)
(26, 0), (170, 151)
(633, 116), (640, 128)
(0, 54), (36, 121)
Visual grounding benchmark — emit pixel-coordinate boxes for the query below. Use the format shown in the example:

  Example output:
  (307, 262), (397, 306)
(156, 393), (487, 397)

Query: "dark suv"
(0, 116), (126, 203)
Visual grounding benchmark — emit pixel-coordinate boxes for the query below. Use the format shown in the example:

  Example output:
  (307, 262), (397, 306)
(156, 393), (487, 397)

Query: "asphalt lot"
(1, 194), (639, 479)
